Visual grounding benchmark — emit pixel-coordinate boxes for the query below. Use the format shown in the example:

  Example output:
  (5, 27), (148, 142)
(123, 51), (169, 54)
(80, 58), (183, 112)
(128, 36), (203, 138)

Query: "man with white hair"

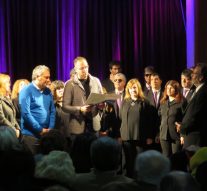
(19, 65), (55, 154)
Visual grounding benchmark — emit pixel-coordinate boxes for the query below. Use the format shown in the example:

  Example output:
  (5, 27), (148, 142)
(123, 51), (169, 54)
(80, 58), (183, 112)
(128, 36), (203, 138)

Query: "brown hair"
(11, 79), (30, 99)
(160, 80), (183, 104)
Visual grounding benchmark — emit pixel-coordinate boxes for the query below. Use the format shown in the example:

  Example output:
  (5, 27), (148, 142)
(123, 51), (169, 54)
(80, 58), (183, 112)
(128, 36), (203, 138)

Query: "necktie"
(154, 91), (158, 107)
(117, 93), (122, 108)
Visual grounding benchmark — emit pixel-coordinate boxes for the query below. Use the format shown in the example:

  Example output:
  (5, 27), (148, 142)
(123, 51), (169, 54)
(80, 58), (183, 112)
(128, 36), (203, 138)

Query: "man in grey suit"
(63, 56), (103, 137)
(176, 63), (207, 148)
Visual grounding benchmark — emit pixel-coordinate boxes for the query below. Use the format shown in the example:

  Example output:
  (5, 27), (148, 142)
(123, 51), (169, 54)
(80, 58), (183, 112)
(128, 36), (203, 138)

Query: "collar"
(146, 83), (151, 90)
(115, 90), (124, 94)
(32, 81), (43, 93)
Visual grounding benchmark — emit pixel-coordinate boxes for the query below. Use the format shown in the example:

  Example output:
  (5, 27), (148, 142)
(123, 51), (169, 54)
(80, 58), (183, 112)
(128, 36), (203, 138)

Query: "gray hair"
(114, 73), (127, 83)
(32, 65), (50, 80)
(35, 151), (75, 185)
(135, 150), (170, 185)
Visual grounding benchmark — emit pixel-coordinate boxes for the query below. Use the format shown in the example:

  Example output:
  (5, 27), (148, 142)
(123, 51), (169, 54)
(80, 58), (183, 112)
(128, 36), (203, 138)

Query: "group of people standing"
(1, 56), (207, 178)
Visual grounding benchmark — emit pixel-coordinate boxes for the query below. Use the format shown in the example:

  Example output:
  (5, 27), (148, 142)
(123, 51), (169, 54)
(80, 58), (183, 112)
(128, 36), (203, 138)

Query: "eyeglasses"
(145, 74), (151, 77)
(114, 79), (123, 83)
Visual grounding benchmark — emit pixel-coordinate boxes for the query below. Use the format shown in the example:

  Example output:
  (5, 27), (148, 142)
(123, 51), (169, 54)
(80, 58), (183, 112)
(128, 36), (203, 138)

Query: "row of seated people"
(0, 126), (206, 191)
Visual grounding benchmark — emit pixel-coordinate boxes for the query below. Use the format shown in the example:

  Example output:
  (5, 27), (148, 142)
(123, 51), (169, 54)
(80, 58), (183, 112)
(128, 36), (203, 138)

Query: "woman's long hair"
(11, 79), (29, 99)
(160, 80), (183, 104)
(124, 78), (145, 101)
(0, 74), (10, 97)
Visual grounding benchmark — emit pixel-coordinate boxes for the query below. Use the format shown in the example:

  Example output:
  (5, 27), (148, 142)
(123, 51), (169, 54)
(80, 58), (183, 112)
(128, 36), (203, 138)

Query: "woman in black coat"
(120, 78), (153, 178)
(159, 80), (184, 157)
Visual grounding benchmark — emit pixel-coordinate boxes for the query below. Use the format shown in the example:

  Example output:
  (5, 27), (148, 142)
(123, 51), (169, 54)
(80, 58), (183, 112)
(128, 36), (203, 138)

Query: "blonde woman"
(11, 79), (29, 125)
(120, 78), (154, 177)
(0, 74), (20, 137)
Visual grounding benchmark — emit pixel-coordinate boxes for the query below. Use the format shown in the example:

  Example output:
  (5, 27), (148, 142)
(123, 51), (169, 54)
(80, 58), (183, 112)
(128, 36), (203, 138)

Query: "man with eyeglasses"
(100, 73), (126, 140)
(63, 56), (103, 138)
(102, 60), (122, 92)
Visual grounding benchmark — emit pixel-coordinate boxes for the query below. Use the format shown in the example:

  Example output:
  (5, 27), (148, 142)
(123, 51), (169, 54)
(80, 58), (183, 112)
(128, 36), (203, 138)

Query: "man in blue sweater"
(19, 65), (55, 154)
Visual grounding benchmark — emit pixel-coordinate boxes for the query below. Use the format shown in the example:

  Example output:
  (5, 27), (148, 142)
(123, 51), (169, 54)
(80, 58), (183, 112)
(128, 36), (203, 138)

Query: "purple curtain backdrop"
(0, 0), (12, 75)
(0, 0), (186, 83)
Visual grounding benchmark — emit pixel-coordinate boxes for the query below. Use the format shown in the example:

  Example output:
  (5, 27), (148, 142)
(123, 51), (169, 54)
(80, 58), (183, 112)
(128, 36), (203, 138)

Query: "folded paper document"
(85, 93), (121, 105)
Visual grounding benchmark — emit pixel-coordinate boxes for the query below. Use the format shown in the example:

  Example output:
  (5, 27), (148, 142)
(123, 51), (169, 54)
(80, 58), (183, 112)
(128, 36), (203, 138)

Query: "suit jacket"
(159, 100), (183, 141)
(0, 96), (19, 129)
(100, 91), (124, 138)
(145, 89), (164, 137)
(180, 83), (207, 146)
(63, 74), (103, 134)
(182, 85), (196, 103)
(102, 78), (115, 92)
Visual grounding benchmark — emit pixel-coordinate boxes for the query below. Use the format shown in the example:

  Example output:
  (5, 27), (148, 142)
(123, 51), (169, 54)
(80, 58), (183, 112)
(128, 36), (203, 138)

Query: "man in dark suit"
(176, 63), (207, 148)
(145, 72), (163, 150)
(100, 73), (126, 139)
(181, 69), (196, 102)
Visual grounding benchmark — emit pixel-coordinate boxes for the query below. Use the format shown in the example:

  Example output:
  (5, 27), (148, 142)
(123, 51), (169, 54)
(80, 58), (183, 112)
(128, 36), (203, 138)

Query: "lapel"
(1, 96), (16, 115)
(183, 85), (203, 113)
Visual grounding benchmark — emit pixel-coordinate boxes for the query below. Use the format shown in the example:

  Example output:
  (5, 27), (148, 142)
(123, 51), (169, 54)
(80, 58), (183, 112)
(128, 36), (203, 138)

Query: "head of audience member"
(69, 68), (76, 80)
(0, 125), (22, 151)
(74, 56), (89, 80)
(90, 137), (121, 172)
(160, 171), (200, 191)
(192, 63), (207, 87)
(170, 151), (189, 172)
(71, 132), (97, 173)
(160, 80), (182, 104)
(0, 73), (11, 97)
(109, 60), (122, 78)
(184, 145), (200, 160)
(181, 69), (193, 89)
(189, 147), (207, 177)
(113, 73), (126, 92)
(50, 80), (65, 103)
(125, 78), (145, 101)
(195, 161), (207, 191)
(135, 150), (170, 186)
(0, 149), (35, 191)
(38, 129), (68, 155)
(32, 65), (51, 90)
(35, 151), (75, 186)
(151, 72), (162, 91)
(144, 66), (155, 86)
(11, 79), (30, 99)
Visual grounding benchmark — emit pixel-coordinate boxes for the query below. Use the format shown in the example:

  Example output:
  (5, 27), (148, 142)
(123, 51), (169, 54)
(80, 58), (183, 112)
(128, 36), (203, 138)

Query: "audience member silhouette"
(101, 150), (170, 191)
(160, 171), (200, 191)
(71, 137), (132, 191)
